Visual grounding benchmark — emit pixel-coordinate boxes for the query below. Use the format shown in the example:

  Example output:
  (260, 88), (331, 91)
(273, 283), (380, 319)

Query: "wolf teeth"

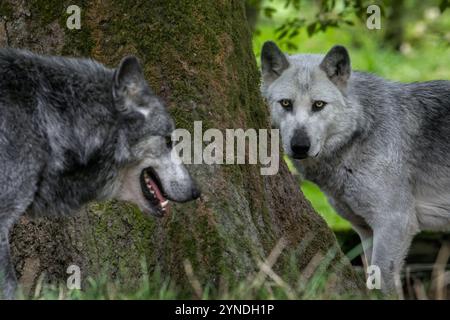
(161, 200), (169, 207)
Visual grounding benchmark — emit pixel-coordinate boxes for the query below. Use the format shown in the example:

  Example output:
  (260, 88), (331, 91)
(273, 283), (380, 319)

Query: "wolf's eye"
(165, 136), (173, 149)
(279, 99), (293, 110)
(312, 100), (327, 111)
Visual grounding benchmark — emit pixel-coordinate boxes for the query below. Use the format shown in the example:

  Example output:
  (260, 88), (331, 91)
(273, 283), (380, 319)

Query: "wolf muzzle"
(290, 129), (311, 159)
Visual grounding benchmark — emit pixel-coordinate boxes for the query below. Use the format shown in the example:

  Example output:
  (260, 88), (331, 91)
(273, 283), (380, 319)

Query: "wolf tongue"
(147, 179), (166, 203)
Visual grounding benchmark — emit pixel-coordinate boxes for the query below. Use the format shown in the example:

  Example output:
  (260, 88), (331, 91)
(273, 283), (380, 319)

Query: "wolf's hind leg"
(0, 227), (17, 300)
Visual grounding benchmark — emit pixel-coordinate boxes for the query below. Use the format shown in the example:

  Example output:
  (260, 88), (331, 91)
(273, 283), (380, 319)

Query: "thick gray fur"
(261, 41), (450, 294)
(0, 48), (200, 299)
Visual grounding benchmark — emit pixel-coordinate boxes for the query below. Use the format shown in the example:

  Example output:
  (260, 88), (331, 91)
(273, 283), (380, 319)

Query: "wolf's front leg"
(371, 215), (418, 296)
(352, 224), (373, 267)
(0, 228), (17, 300)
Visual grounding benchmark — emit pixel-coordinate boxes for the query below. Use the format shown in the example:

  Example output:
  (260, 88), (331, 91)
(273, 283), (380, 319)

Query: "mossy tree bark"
(0, 0), (362, 296)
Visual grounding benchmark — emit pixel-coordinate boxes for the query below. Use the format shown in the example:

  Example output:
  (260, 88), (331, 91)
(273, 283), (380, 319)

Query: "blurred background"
(248, 0), (450, 297)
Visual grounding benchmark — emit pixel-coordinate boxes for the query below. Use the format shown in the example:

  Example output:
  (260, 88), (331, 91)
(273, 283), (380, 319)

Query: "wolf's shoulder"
(0, 47), (35, 59)
(0, 47), (36, 69)
(348, 71), (450, 101)
(351, 70), (450, 92)
(0, 48), (113, 118)
(406, 80), (450, 96)
(350, 70), (393, 87)
(346, 71), (400, 106)
(0, 47), (110, 76)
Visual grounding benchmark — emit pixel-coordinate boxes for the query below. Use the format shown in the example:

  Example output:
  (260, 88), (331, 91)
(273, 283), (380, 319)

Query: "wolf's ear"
(320, 45), (351, 89)
(261, 41), (289, 85)
(113, 55), (146, 100)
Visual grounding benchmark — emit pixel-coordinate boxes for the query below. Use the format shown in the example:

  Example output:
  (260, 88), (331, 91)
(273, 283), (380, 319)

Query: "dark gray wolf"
(261, 41), (450, 294)
(0, 49), (200, 299)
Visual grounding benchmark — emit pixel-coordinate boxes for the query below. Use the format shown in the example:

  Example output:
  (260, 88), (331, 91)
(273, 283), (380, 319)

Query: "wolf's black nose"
(291, 129), (310, 159)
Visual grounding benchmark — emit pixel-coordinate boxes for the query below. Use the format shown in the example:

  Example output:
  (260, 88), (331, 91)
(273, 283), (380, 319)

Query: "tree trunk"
(0, 0), (362, 297)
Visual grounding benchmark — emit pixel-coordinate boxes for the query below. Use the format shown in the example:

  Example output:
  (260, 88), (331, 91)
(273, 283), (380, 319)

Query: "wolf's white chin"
(309, 143), (322, 159)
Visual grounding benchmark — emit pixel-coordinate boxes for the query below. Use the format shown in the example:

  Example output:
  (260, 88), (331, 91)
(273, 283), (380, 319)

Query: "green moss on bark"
(30, 0), (64, 26)
(0, 2), (13, 19)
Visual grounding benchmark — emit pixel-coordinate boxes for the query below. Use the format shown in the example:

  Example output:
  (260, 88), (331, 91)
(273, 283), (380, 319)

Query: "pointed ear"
(261, 41), (289, 85)
(113, 55), (146, 99)
(319, 45), (351, 89)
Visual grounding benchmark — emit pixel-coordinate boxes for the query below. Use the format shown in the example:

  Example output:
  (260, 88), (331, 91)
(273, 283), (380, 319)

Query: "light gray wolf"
(261, 41), (450, 294)
(0, 48), (200, 299)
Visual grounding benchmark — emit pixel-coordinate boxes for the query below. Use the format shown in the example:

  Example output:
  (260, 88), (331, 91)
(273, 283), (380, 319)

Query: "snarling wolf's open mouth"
(140, 167), (169, 217)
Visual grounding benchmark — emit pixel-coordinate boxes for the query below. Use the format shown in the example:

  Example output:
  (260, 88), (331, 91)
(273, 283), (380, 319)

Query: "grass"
(16, 243), (449, 300)
(17, 268), (179, 300)
(18, 242), (369, 300)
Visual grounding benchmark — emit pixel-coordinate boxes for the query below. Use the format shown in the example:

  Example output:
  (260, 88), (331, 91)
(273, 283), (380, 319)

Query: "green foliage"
(249, 0), (450, 50)
(253, 2), (450, 81)
(441, 0), (449, 12)
(249, 0), (384, 50)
